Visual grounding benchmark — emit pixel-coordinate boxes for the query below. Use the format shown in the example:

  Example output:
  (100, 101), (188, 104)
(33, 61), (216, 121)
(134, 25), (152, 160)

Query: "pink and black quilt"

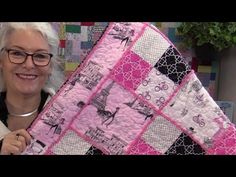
(22, 22), (236, 155)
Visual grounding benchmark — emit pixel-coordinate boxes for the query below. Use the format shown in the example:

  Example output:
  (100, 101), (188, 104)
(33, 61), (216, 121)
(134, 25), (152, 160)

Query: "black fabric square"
(164, 133), (205, 155)
(85, 146), (105, 155)
(154, 46), (191, 84)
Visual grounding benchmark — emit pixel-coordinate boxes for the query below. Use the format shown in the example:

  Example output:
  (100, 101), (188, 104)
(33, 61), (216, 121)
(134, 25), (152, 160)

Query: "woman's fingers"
(11, 137), (25, 152)
(14, 129), (32, 145)
(16, 135), (26, 151)
(0, 129), (32, 155)
(1, 143), (21, 155)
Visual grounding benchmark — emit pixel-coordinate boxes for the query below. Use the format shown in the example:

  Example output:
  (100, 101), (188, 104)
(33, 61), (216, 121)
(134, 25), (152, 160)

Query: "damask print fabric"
(22, 22), (236, 155)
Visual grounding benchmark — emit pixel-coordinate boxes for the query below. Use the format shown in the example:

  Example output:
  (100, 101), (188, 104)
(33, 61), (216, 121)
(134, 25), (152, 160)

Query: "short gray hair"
(0, 22), (65, 93)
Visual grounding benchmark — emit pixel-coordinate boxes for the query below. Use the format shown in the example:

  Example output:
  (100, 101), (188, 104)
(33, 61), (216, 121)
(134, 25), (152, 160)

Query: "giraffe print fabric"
(22, 22), (236, 155)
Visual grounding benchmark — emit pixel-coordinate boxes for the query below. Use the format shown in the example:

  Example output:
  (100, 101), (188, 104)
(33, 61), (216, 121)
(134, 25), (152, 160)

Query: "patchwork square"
(132, 26), (170, 66)
(127, 138), (161, 155)
(135, 68), (176, 109)
(154, 45), (191, 84)
(207, 124), (236, 155)
(52, 130), (91, 155)
(165, 133), (205, 155)
(71, 79), (155, 154)
(111, 50), (152, 90)
(162, 73), (221, 145)
(85, 146), (105, 155)
(142, 115), (182, 154)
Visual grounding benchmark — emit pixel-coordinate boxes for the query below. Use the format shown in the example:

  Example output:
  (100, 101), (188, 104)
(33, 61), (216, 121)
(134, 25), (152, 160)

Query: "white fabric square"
(52, 130), (91, 155)
(131, 26), (170, 66)
(136, 68), (176, 110)
(162, 73), (222, 145)
(142, 115), (182, 153)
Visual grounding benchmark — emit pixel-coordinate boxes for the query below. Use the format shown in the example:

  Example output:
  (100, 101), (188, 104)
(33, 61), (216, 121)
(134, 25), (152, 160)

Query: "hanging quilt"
(22, 22), (236, 155)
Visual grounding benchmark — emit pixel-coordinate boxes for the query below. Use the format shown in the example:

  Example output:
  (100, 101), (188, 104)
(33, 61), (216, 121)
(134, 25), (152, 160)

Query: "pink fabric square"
(127, 138), (161, 155)
(111, 51), (151, 90)
(207, 125), (236, 155)
(71, 79), (154, 154)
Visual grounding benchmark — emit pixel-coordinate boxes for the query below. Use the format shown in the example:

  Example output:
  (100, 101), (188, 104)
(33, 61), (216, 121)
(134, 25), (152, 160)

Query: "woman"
(0, 23), (65, 155)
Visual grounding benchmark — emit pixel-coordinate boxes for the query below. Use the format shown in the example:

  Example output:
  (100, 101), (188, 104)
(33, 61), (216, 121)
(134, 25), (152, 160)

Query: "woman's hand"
(0, 129), (31, 155)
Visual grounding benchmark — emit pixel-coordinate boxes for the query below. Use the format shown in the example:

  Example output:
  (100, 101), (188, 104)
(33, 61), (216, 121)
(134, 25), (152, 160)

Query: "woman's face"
(0, 29), (52, 96)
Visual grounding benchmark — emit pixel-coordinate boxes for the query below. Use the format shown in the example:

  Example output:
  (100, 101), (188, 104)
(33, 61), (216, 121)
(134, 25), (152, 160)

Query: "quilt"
(22, 22), (236, 155)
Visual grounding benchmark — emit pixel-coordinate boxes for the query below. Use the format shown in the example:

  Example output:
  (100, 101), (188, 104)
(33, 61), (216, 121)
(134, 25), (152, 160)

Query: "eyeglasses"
(1, 48), (53, 67)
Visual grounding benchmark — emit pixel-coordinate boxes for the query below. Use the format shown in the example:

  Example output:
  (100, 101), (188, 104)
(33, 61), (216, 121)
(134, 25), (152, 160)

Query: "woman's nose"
(23, 55), (35, 69)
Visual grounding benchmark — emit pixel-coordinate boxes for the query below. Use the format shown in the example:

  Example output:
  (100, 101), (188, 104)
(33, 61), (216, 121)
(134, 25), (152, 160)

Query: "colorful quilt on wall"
(51, 22), (108, 77)
(22, 22), (236, 155)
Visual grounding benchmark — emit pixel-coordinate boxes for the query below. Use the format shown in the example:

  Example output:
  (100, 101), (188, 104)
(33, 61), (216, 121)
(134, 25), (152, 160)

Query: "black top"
(0, 90), (49, 129)
(0, 91), (49, 151)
